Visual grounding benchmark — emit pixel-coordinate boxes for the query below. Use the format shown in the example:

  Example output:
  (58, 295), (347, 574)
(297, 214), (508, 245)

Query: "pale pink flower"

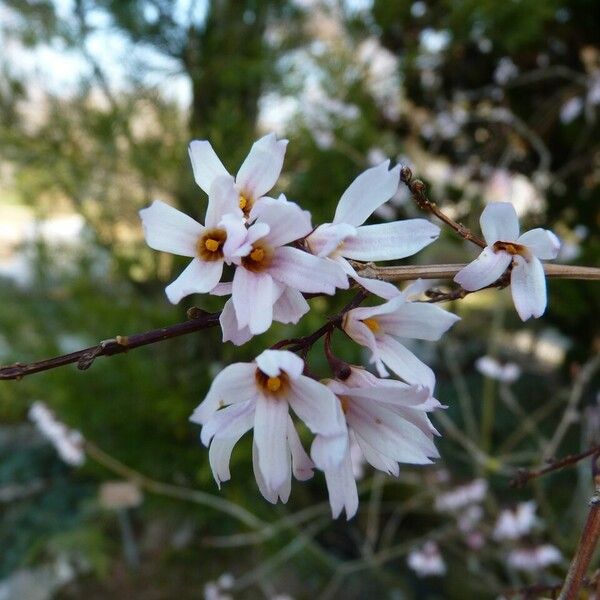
(475, 356), (521, 383)
(407, 541), (446, 577)
(188, 133), (288, 218)
(493, 501), (537, 541)
(342, 291), (460, 391)
(305, 162), (440, 299)
(318, 367), (440, 519)
(139, 176), (249, 303)
(190, 350), (346, 503)
(454, 202), (560, 321)
(435, 479), (488, 512)
(507, 544), (562, 572)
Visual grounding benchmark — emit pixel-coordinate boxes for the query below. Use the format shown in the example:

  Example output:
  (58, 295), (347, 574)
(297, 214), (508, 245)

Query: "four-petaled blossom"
(189, 133), (288, 217)
(306, 162), (440, 299)
(189, 350), (346, 503)
(454, 202), (560, 321)
(342, 284), (460, 392)
(318, 367), (441, 519)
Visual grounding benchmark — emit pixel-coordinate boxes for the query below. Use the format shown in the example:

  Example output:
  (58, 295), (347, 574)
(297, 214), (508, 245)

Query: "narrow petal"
(190, 363), (256, 424)
(139, 200), (203, 257)
(228, 221), (271, 259)
(324, 445), (359, 520)
(356, 436), (399, 476)
(272, 286), (310, 324)
(253, 441), (285, 504)
(188, 140), (229, 194)
(341, 219), (440, 261)
(209, 437), (238, 488)
(510, 255), (547, 320)
(232, 267), (276, 334)
(480, 202), (520, 245)
(211, 282), (232, 296)
(287, 418), (314, 481)
(377, 302), (461, 341)
(346, 382), (430, 409)
(165, 258), (223, 304)
(236, 133), (288, 200)
(333, 161), (401, 227)
(340, 258), (401, 300)
(311, 432), (349, 470)
(453, 247), (512, 291)
(517, 228), (561, 260)
(268, 246), (349, 294)
(254, 393), (290, 491)
(220, 299), (253, 346)
(205, 175), (243, 229)
(255, 349), (304, 379)
(201, 399), (255, 446)
(251, 196), (312, 247)
(305, 223), (357, 258)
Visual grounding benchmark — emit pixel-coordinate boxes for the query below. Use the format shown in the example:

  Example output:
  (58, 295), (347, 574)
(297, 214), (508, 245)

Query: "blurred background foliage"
(0, 0), (598, 598)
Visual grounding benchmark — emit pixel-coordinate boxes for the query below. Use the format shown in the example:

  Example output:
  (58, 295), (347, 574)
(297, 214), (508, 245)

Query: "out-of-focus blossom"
(190, 350), (345, 504)
(458, 504), (484, 533)
(28, 402), (85, 467)
(419, 29), (451, 54)
(560, 96), (583, 124)
(465, 531), (485, 550)
(204, 573), (234, 600)
(475, 356), (521, 383)
(454, 202), (561, 320)
(494, 57), (519, 85)
(494, 501), (537, 540)
(435, 479), (488, 512)
(485, 169), (545, 217)
(507, 545), (562, 572)
(407, 541), (446, 577)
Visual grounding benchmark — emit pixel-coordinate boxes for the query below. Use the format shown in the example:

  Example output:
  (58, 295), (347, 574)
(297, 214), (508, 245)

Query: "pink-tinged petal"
(220, 298), (253, 346)
(204, 175), (242, 229)
(201, 399), (255, 446)
(287, 418), (314, 481)
(268, 246), (349, 294)
(341, 219), (440, 261)
(232, 267), (276, 334)
(510, 255), (547, 320)
(393, 407), (441, 445)
(517, 228), (561, 260)
(236, 133), (288, 200)
(346, 294), (406, 321)
(251, 195), (313, 247)
(228, 221), (271, 260)
(252, 441), (290, 504)
(190, 362), (256, 424)
(333, 161), (401, 227)
(288, 376), (346, 436)
(208, 437), (238, 488)
(254, 393), (290, 491)
(480, 202), (520, 245)
(255, 349), (304, 379)
(165, 258), (224, 304)
(342, 313), (386, 375)
(188, 140), (229, 194)
(377, 335), (436, 391)
(311, 432), (349, 470)
(272, 286), (310, 324)
(139, 200), (203, 257)
(377, 302), (461, 341)
(402, 278), (432, 300)
(340, 258), (400, 300)
(356, 436), (399, 476)
(453, 247), (512, 291)
(306, 223), (357, 258)
(211, 282), (232, 296)
(346, 382), (430, 409)
(324, 445), (359, 520)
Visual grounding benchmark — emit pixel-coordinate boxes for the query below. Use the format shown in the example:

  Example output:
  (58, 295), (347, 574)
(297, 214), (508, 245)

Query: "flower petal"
(188, 140), (229, 194)
(340, 258), (401, 300)
(201, 399), (255, 446)
(333, 161), (401, 227)
(209, 437), (239, 488)
(139, 200), (203, 257)
(268, 246), (348, 294)
(220, 299), (253, 346)
(232, 267), (276, 334)
(517, 228), (561, 260)
(236, 133), (288, 200)
(287, 417), (314, 481)
(377, 302), (461, 341)
(453, 247), (512, 291)
(306, 223), (357, 258)
(165, 258), (224, 304)
(510, 255), (547, 320)
(346, 382), (430, 409)
(254, 393), (290, 491)
(255, 349), (304, 379)
(250, 195), (313, 247)
(480, 202), (520, 245)
(205, 175), (243, 229)
(356, 436), (399, 476)
(272, 286), (310, 324)
(324, 445), (359, 519)
(252, 441), (291, 504)
(311, 432), (349, 470)
(341, 219), (440, 261)
(190, 362), (256, 424)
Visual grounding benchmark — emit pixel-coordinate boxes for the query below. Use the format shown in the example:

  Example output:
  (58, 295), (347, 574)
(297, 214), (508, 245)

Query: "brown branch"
(510, 445), (600, 488)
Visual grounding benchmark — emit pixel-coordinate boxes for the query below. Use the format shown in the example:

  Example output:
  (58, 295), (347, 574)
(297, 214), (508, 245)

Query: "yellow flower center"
(204, 238), (221, 252)
(239, 195), (248, 210)
(267, 376), (282, 392)
(250, 247), (265, 262)
(255, 369), (289, 396)
(196, 228), (226, 261)
(363, 318), (380, 333)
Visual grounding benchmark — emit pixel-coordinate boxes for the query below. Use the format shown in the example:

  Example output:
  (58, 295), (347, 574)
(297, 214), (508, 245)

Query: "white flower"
(507, 544), (562, 572)
(190, 350), (346, 503)
(342, 290), (460, 392)
(475, 356), (521, 383)
(319, 367), (440, 519)
(560, 96), (583, 124)
(493, 501), (537, 540)
(189, 133), (288, 217)
(306, 162), (440, 299)
(454, 202), (560, 321)
(407, 542), (446, 577)
(435, 479), (488, 512)
(139, 176), (248, 303)
(458, 504), (484, 533)
(29, 401), (85, 467)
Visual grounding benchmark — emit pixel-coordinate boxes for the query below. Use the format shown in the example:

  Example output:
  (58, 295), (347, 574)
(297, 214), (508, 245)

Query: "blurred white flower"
(475, 356), (521, 383)
(507, 544), (562, 572)
(419, 29), (451, 54)
(493, 502), (537, 540)
(560, 96), (583, 124)
(494, 58), (519, 85)
(435, 479), (488, 512)
(458, 504), (484, 533)
(407, 541), (446, 577)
